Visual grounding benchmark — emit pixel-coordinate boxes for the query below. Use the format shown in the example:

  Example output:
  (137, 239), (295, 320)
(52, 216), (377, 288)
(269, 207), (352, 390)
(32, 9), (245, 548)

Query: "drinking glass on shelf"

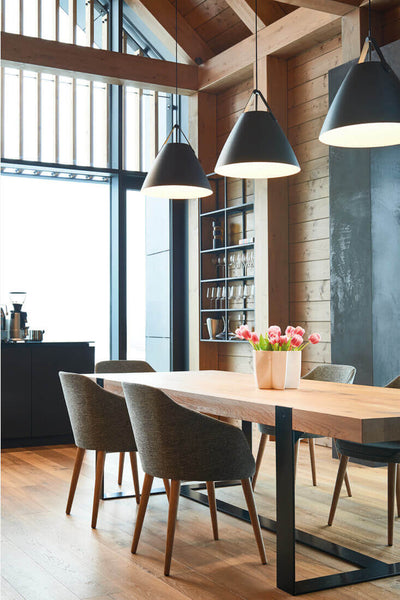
(228, 254), (236, 277)
(243, 284), (250, 306)
(246, 250), (255, 276)
(237, 252), (246, 275)
(215, 286), (221, 308)
(228, 285), (235, 308)
(220, 286), (226, 308)
(235, 284), (244, 305)
(249, 284), (255, 304)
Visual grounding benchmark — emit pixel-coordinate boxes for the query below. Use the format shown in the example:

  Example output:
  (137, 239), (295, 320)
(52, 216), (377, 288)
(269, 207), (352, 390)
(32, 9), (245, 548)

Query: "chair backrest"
(122, 382), (255, 482)
(95, 360), (155, 374)
(59, 372), (136, 452)
(302, 364), (356, 384)
(386, 375), (400, 388)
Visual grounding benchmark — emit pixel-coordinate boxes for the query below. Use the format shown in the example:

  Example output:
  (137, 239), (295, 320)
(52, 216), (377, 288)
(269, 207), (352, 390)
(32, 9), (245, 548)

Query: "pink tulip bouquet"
(235, 324), (321, 351)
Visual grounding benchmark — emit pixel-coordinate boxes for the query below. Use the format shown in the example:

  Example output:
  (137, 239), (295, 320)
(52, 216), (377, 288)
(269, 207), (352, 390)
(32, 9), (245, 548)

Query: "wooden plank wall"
(214, 77), (254, 374)
(287, 35), (342, 374)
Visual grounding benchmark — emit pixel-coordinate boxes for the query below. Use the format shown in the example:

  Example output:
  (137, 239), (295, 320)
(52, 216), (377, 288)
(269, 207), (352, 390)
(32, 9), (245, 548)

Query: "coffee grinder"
(9, 292), (29, 341)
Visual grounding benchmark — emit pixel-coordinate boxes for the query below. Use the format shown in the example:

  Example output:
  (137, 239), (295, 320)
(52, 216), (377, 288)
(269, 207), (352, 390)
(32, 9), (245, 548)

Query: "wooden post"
(255, 55), (290, 331)
(188, 92), (217, 370)
(341, 7), (369, 63)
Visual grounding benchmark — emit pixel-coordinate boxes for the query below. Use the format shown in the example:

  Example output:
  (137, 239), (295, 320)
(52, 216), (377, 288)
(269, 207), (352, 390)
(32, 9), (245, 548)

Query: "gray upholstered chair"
(253, 364), (357, 490)
(59, 372), (141, 528)
(328, 375), (400, 546)
(123, 382), (267, 576)
(95, 360), (155, 485)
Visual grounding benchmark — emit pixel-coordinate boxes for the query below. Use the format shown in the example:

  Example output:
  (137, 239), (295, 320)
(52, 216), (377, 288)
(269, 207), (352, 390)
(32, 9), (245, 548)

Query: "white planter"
(253, 350), (301, 390)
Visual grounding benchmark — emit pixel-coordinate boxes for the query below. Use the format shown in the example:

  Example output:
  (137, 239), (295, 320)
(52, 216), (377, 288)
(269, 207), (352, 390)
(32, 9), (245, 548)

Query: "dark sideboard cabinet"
(1, 342), (94, 448)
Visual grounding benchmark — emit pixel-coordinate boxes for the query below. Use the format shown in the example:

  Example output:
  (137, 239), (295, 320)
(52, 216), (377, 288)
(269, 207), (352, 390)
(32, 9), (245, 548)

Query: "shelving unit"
(199, 175), (255, 342)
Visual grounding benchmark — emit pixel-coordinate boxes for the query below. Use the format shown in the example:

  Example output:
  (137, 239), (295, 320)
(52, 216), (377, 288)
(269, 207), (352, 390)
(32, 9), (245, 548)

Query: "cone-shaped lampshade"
(141, 142), (212, 199)
(320, 61), (400, 148)
(215, 110), (300, 179)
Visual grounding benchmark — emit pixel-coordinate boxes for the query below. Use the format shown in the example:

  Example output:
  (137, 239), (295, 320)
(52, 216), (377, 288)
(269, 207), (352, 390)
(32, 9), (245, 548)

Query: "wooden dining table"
(89, 369), (400, 596)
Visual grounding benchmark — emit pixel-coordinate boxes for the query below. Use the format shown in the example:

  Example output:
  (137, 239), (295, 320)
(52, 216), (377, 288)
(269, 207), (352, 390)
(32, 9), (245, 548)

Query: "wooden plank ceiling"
(168, 0), (398, 58)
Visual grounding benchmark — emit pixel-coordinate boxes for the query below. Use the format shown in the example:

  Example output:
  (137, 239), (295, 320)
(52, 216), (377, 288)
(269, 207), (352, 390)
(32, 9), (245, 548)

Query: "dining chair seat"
(328, 375), (400, 545)
(335, 440), (400, 464)
(123, 382), (267, 575)
(59, 372), (141, 528)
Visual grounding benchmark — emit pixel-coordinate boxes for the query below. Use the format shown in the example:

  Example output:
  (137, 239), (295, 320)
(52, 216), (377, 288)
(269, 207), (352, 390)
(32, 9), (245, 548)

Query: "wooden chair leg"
(163, 479), (170, 500)
(396, 464), (400, 518)
(66, 447), (85, 515)
(164, 480), (181, 576)
(131, 473), (154, 554)
(328, 455), (349, 526)
(308, 438), (317, 486)
(118, 452), (125, 485)
(252, 433), (268, 490)
(206, 481), (218, 540)
(241, 478), (267, 565)
(344, 470), (352, 497)
(129, 452), (140, 505)
(333, 439), (352, 497)
(91, 451), (106, 529)
(388, 463), (396, 546)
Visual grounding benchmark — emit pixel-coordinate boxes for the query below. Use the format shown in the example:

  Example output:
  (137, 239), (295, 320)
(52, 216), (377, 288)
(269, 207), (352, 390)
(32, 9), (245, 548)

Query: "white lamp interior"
(215, 162), (301, 179)
(319, 122), (400, 148)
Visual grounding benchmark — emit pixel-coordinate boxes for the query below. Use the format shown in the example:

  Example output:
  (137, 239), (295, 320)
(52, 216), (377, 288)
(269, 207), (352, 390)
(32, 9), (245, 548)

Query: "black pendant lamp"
(215, 0), (300, 179)
(319, 0), (400, 148)
(141, 3), (212, 199)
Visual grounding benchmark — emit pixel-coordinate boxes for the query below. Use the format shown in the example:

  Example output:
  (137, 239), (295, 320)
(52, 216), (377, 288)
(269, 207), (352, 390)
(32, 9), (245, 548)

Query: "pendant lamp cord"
(255, 0), (258, 110)
(368, 0), (372, 60)
(175, 0), (179, 142)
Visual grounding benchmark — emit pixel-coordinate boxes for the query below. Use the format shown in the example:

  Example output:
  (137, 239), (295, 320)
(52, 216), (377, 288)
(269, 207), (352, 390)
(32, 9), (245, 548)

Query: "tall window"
(1, 0), (176, 361)
(0, 175), (110, 361)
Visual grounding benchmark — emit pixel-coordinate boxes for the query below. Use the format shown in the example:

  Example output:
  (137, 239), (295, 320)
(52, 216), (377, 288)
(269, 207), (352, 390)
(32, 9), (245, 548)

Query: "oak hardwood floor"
(2, 434), (400, 599)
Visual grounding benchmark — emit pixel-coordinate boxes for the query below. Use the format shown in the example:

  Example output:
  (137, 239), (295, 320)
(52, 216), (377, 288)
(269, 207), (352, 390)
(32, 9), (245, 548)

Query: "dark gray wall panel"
(371, 145), (400, 386)
(330, 146), (373, 384)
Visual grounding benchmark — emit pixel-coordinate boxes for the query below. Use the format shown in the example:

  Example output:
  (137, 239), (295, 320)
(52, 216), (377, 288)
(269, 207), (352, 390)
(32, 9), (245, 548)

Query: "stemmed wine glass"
(228, 254), (236, 277)
(243, 284), (250, 307)
(235, 284), (244, 306)
(246, 250), (255, 276)
(215, 286), (221, 308)
(220, 286), (226, 308)
(228, 285), (235, 308)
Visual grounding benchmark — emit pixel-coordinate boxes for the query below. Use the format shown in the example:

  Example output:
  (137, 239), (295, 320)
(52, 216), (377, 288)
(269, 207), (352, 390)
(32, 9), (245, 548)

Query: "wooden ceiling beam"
(125, 0), (214, 65)
(199, 8), (342, 91)
(277, 0), (361, 16)
(1, 32), (199, 94)
(224, 0), (287, 31)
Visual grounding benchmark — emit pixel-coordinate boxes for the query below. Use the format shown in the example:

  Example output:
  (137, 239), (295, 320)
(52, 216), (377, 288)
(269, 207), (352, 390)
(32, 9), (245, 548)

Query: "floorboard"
(2, 437), (400, 599)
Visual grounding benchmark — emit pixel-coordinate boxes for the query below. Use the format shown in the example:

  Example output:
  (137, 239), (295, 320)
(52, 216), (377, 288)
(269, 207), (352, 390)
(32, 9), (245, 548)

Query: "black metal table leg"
(242, 420), (252, 451)
(275, 406), (296, 594)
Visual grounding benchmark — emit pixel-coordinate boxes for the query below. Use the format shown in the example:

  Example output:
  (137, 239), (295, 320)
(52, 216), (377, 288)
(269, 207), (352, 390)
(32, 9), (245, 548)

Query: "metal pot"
(27, 329), (45, 342)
